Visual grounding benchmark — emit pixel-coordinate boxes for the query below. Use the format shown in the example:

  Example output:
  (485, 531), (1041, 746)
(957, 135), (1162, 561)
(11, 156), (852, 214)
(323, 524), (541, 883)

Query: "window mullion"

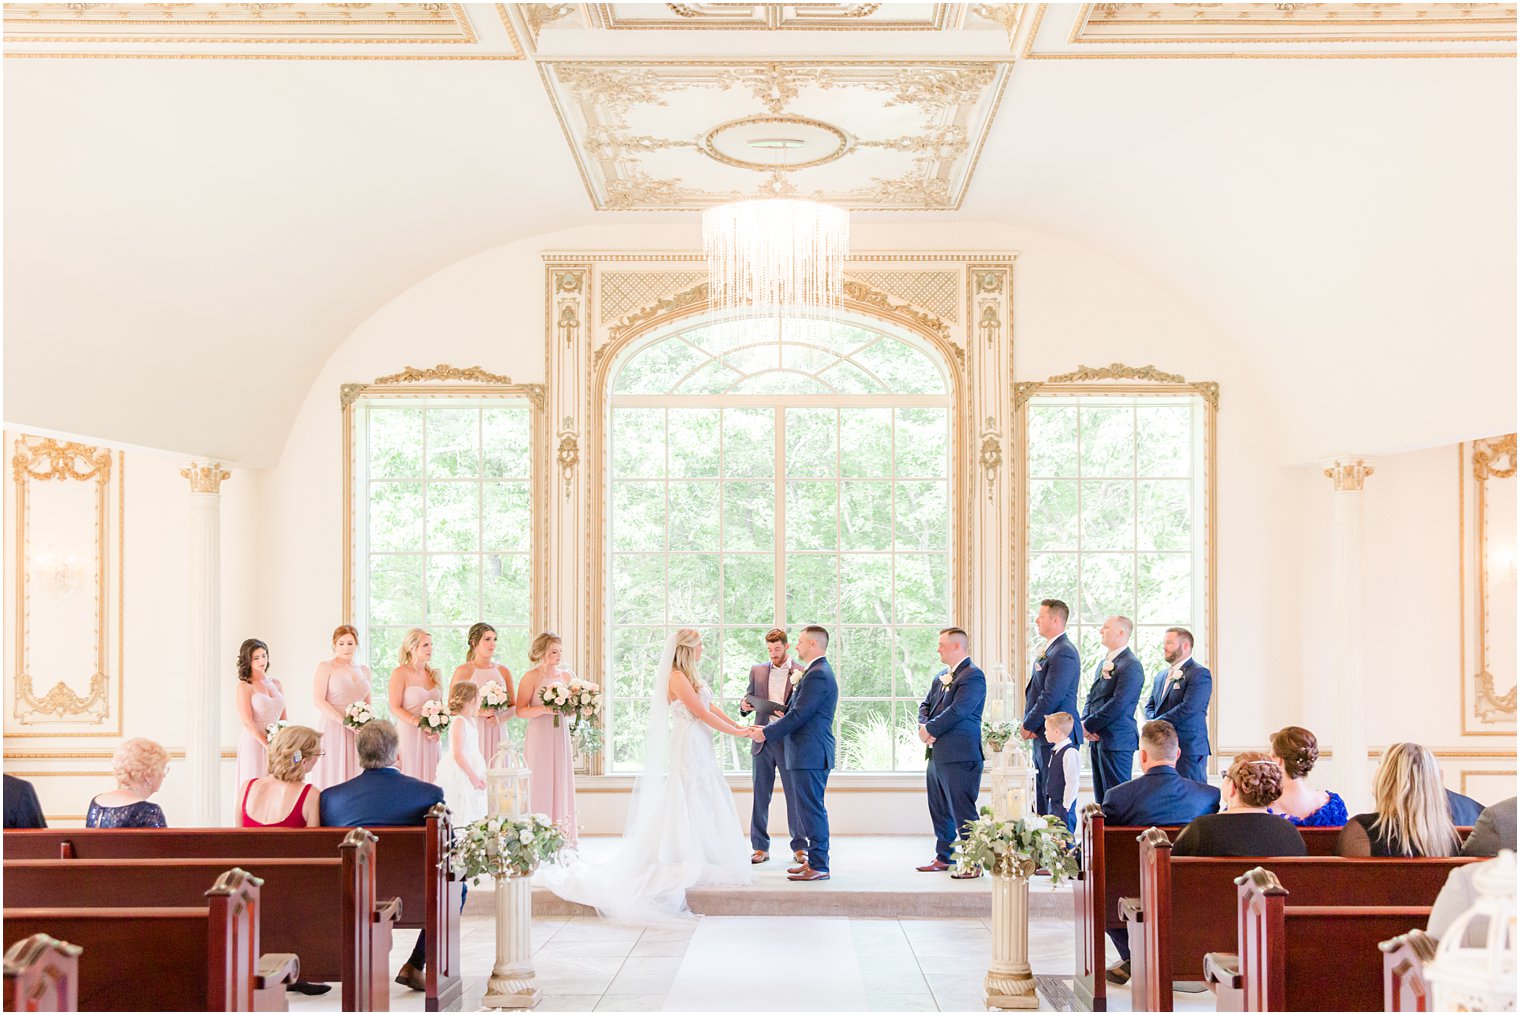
(774, 406), (786, 627)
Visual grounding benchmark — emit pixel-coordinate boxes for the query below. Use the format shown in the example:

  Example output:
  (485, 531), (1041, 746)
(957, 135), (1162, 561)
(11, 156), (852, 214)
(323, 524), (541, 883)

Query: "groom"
(751, 624), (838, 882)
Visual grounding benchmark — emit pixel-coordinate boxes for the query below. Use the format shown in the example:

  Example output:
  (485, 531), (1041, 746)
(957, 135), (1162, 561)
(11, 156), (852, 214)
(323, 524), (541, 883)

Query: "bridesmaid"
(450, 622), (515, 768)
(311, 624), (372, 789)
(389, 628), (442, 782)
(515, 631), (576, 844)
(235, 638), (288, 794)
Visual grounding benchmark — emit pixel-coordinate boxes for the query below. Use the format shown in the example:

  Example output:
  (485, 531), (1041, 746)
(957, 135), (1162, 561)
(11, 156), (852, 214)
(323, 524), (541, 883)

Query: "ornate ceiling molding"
(1015, 362), (1220, 409)
(538, 59), (1012, 211)
(339, 363), (543, 409)
(553, 4), (961, 32)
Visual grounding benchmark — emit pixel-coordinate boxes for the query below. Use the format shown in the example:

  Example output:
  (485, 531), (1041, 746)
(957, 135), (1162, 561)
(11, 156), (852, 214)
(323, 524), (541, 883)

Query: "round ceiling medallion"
(700, 115), (853, 172)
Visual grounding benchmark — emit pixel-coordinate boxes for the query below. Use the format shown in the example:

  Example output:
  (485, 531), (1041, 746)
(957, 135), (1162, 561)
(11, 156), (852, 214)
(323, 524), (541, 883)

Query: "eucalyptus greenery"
(982, 721), (1017, 751)
(571, 720), (603, 757)
(447, 813), (566, 883)
(953, 808), (1077, 884)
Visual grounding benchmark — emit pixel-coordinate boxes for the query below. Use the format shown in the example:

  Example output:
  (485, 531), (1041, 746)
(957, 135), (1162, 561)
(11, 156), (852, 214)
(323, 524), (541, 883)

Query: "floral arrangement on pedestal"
(982, 721), (1016, 752)
(954, 808), (1077, 884)
(343, 701), (376, 731)
(448, 813), (567, 883)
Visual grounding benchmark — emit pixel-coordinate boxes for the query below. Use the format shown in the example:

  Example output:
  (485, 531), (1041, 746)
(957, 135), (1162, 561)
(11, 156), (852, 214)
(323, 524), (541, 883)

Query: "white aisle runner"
(661, 916), (870, 1011)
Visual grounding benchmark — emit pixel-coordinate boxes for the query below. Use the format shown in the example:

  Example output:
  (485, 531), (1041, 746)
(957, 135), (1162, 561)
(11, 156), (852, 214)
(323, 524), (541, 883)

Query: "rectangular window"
(1025, 395), (1208, 716)
(352, 398), (535, 712)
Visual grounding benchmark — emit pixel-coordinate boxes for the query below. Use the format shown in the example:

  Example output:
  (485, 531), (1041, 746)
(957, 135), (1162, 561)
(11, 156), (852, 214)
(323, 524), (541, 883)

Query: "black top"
(1338, 812), (1460, 858)
(1172, 811), (1308, 857)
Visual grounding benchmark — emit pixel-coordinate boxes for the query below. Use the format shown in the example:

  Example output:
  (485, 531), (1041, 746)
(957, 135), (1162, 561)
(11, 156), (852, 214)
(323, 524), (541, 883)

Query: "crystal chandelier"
(701, 197), (850, 333)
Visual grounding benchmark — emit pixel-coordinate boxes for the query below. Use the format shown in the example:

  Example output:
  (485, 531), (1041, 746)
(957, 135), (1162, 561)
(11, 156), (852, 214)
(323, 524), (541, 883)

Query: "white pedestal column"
(483, 874), (541, 1008)
(182, 462), (230, 827)
(985, 872), (1038, 1009)
(1324, 457), (1373, 813)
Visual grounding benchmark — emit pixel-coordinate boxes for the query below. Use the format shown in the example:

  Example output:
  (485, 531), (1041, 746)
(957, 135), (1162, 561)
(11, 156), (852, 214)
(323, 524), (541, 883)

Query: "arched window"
(606, 314), (954, 773)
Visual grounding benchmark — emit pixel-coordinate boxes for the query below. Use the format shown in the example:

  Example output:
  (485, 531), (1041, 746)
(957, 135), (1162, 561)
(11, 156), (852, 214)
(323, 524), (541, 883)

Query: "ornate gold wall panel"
(6, 434), (124, 737)
(1461, 434), (1517, 735)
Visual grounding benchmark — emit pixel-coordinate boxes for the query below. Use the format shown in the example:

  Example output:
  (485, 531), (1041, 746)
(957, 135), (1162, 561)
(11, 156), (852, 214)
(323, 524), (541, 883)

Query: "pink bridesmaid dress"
(236, 680), (286, 792)
(313, 666), (369, 790)
(524, 668), (576, 844)
(396, 683), (442, 782)
(462, 666), (511, 767)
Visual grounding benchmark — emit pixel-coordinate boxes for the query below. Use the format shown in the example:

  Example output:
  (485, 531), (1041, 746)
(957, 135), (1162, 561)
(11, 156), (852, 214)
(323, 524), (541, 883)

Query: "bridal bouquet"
(343, 700), (376, 731)
(448, 812), (565, 882)
(478, 680), (513, 714)
(417, 698), (452, 737)
(953, 808), (1077, 884)
(265, 719), (290, 743)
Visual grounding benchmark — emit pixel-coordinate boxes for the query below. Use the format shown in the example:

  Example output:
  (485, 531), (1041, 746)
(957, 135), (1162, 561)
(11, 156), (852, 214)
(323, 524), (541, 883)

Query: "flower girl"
(434, 681), (488, 825)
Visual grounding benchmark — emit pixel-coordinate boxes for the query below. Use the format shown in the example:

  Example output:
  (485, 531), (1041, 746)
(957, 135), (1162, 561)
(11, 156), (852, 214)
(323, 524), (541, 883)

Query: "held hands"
(1019, 728), (1036, 740)
(747, 726), (766, 744)
(917, 723), (934, 746)
(1084, 730), (1100, 742)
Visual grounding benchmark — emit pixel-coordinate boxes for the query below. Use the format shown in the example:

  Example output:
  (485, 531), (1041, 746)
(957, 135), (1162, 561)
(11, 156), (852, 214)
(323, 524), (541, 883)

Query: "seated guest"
(1099, 719), (1221, 986)
(1267, 726), (1346, 827)
(1461, 796), (1516, 857)
(239, 725), (322, 828)
(321, 720), (447, 994)
(1043, 711), (1081, 832)
(86, 738), (169, 828)
(1428, 851), (1514, 944)
(1173, 751), (1307, 857)
(4, 773), (46, 828)
(1338, 742), (1460, 857)
(1447, 787), (1485, 826)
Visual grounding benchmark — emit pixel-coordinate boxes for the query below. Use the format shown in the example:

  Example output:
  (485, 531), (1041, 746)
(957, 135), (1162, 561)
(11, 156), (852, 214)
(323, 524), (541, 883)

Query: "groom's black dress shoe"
(788, 866), (830, 881)
(915, 859), (950, 872)
(288, 981), (331, 995)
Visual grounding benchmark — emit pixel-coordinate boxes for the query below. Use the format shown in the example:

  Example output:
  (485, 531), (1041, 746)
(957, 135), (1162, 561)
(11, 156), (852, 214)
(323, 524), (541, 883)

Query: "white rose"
(518, 828), (534, 844)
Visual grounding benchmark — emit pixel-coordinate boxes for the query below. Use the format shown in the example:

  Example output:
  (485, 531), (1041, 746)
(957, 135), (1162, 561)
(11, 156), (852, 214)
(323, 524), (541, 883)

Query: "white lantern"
(1426, 850), (1517, 1012)
(487, 743), (533, 821)
(989, 745), (1037, 822)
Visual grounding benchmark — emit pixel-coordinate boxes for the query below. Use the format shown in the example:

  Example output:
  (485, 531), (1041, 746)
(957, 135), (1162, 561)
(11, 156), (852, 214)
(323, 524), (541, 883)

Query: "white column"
(985, 872), (1038, 1009)
(182, 462), (230, 827)
(483, 874), (542, 1008)
(1324, 457), (1373, 812)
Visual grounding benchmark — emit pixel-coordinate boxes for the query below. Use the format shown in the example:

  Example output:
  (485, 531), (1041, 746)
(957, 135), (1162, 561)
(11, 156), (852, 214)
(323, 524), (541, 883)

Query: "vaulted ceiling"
(4, 3), (1515, 466)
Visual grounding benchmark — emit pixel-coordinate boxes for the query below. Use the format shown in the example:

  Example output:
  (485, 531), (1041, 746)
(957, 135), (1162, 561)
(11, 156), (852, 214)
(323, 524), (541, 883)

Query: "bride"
(538, 627), (755, 923)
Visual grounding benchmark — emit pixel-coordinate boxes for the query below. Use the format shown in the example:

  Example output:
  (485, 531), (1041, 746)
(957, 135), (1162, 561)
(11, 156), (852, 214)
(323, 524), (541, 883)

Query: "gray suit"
(740, 660), (804, 853)
(1461, 795), (1517, 857)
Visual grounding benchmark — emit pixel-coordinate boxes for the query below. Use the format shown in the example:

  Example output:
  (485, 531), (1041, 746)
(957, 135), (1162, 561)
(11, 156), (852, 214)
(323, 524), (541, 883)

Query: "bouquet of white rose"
(417, 698), (452, 736)
(265, 719), (290, 744)
(343, 700), (375, 731)
(448, 812), (566, 882)
(538, 677), (602, 730)
(478, 680), (513, 714)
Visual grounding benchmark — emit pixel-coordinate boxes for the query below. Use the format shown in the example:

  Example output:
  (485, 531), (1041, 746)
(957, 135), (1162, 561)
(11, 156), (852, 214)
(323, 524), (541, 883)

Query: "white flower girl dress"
(434, 715), (488, 825)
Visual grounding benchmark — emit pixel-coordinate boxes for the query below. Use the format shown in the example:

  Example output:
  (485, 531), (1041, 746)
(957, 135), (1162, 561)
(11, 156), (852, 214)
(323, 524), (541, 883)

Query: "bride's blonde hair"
(670, 628), (703, 693)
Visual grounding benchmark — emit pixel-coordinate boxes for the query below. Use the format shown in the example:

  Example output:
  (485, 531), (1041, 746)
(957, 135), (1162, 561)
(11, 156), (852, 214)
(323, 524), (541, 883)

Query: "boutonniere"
(1102, 661), (1115, 679)
(790, 668), (804, 687)
(1035, 653), (1047, 670)
(938, 669), (954, 688)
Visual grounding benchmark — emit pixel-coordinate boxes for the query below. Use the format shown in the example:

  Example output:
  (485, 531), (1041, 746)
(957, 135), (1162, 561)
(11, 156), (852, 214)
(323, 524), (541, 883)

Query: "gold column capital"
(1323, 457), (1374, 492)
(181, 461), (231, 494)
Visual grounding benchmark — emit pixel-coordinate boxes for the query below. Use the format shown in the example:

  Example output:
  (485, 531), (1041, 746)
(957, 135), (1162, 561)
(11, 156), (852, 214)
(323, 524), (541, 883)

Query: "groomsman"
(1143, 627), (1212, 783)
(738, 628), (806, 865)
(1023, 599), (1081, 812)
(1080, 616), (1145, 804)
(914, 627), (986, 878)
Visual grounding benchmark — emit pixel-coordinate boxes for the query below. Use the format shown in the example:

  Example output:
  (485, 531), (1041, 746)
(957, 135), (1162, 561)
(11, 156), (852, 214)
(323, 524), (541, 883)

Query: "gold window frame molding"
(1461, 433), (1518, 736)
(7, 435), (124, 738)
(1012, 364), (1219, 763)
(582, 283), (977, 777)
(338, 365), (549, 632)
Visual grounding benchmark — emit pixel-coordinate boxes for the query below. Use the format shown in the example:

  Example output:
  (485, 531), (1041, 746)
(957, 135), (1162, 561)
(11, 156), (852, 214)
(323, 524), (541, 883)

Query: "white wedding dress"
(538, 634), (751, 924)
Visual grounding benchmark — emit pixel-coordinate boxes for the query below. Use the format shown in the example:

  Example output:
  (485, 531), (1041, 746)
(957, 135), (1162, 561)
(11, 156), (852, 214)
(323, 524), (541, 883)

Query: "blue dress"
(1280, 790), (1347, 828)
(85, 798), (166, 828)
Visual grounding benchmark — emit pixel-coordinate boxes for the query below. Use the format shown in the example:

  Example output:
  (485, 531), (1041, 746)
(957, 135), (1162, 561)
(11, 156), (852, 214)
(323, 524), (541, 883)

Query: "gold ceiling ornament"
(979, 416), (1003, 499)
(718, 63), (837, 115)
(852, 166), (953, 207)
(180, 461), (232, 494)
(556, 416), (579, 500)
(857, 124), (970, 160)
(521, 1), (574, 40)
(848, 270), (960, 323)
(698, 114), (853, 172)
(1322, 457), (1375, 493)
(841, 279), (953, 344)
(604, 168), (687, 210)
(583, 128), (696, 161)
(583, 3), (953, 30)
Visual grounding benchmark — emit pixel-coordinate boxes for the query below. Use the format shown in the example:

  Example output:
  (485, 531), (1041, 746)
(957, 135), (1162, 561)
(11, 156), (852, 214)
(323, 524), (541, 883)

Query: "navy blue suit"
(321, 766), (449, 970)
(918, 658), (986, 863)
(3, 775), (46, 829)
(1100, 765), (1220, 961)
(1143, 658), (1212, 783)
(1024, 633), (1081, 812)
(1080, 648), (1145, 804)
(1447, 789), (1485, 826)
(762, 655), (839, 873)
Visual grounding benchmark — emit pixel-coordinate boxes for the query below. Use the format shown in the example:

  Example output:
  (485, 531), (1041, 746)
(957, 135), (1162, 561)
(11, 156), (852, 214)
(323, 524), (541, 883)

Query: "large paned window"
(607, 318), (954, 773)
(352, 399), (535, 712)
(1025, 395), (1207, 713)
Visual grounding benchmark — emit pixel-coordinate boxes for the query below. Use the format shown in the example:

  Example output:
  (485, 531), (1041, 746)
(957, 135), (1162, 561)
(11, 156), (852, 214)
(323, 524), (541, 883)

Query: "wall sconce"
(31, 546), (84, 594)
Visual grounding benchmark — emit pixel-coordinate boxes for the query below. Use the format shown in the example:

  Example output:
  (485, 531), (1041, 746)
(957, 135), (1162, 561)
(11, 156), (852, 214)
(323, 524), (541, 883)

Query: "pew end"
(1203, 952), (1242, 1012)
(1380, 928), (1437, 1013)
(253, 954), (299, 1013)
(3, 934), (82, 1013)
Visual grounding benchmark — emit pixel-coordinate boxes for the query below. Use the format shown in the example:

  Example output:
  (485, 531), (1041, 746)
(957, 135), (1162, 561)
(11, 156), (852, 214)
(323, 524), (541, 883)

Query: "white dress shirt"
(766, 659), (794, 720)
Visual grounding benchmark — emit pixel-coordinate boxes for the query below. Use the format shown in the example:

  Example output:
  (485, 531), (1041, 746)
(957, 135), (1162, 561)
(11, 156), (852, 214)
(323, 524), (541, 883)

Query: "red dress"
(239, 781), (313, 828)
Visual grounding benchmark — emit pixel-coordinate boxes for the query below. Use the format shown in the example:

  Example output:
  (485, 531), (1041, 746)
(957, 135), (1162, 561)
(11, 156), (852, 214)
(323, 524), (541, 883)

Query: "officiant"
(738, 628), (806, 865)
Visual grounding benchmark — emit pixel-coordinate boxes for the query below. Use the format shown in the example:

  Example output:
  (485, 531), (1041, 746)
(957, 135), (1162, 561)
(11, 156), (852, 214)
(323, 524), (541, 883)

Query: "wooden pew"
(2, 869), (299, 1012)
(3, 805), (461, 1012)
(1211, 867), (1432, 1011)
(3, 829), (395, 1011)
(1073, 805), (1346, 1011)
(3, 934), (81, 1013)
(1380, 928), (1437, 1012)
(1126, 828), (1474, 1011)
